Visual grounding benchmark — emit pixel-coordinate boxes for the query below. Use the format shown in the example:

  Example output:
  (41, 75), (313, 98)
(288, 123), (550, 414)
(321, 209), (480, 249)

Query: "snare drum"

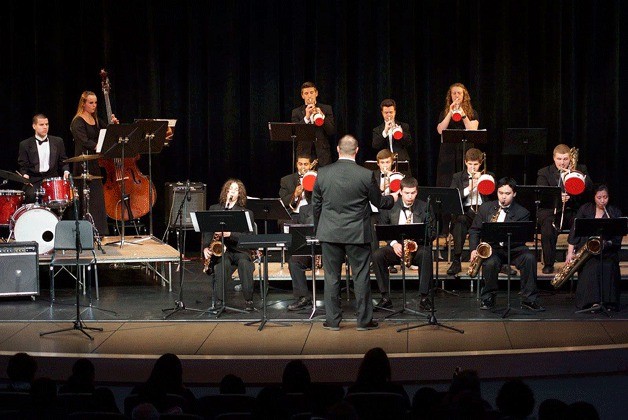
(10, 204), (59, 254)
(563, 171), (586, 196)
(0, 190), (25, 226)
(41, 177), (73, 208)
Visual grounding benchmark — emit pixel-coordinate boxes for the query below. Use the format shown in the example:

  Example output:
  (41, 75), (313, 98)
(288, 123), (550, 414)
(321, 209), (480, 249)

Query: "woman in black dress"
(436, 83), (479, 187)
(69, 90), (118, 236)
(566, 185), (623, 311)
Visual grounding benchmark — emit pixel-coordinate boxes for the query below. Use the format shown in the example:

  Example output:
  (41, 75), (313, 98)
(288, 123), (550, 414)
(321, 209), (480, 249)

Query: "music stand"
(573, 217), (628, 315)
(269, 122), (317, 171)
(239, 234), (292, 330)
(417, 187), (464, 296)
(134, 119), (168, 238)
(516, 186), (561, 260)
(189, 210), (254, 317)
(99, 123), (142, 247)
(481, 221), (535, 318)
(441, 129), (487, 174)
(375, 223), (426, 319)
(503, 128), (546, 185)
(288, 224), (324, 319)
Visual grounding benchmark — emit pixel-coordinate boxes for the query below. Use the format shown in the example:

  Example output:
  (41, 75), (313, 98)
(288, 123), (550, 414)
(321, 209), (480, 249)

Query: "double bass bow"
(98, 69), (156, 221)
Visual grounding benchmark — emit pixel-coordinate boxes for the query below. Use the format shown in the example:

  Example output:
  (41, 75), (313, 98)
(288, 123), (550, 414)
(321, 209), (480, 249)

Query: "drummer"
(17, 114), (70, 204)
(536, 143), (594, 274)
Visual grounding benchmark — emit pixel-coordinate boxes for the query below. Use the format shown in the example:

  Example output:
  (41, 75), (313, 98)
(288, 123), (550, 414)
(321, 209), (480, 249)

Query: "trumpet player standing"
(469, 178), (544, 311)
(371, 177), (436, 311)
(202, 179), (256, 312)
(372, 99), (413, 175)
(291, 82), (336, 167)
(447, 148), (495, 275)
(536, 144), (593, 274)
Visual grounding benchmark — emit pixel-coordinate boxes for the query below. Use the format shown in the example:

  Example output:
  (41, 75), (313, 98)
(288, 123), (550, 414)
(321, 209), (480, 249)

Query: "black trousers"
(210, 250), (255, 302)
(372, 244), (433, 297)
(537, 207), (575, 266)
(288, 255), (312, 298)
(451, 206), (476, 259)
(480, 246), (538, 302)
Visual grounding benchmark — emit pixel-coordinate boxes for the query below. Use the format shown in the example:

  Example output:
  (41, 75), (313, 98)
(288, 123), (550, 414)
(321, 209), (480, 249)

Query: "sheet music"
(97, 129), (107, 153)
(190, 212), (200, 233)
(244, 211), (254, 233)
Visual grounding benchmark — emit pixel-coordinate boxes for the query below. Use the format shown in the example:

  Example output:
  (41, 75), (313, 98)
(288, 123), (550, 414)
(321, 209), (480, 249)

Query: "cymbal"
(64, 153), (102, 163)
(0, 169), (30, 184)
(76, 173), (103, 181)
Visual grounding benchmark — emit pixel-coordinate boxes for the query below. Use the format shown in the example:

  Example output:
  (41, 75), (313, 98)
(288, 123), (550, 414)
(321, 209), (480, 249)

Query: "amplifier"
(164, 182), (207, 228)
(0, 241), (39, 297)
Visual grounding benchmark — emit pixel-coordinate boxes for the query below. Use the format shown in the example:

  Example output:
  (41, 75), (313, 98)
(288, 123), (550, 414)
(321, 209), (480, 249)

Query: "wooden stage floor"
(0, 258), (626, 386)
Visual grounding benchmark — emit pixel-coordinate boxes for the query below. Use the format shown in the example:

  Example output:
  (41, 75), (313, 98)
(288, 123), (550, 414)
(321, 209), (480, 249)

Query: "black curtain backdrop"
(1, 0), (626, 237)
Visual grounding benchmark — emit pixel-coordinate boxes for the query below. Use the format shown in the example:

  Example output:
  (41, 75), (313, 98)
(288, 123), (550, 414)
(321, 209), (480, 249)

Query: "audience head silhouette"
(566, 401), (600, 420)
(219, 374), (246, 394)
(538, 398), (569, 420)
(282, 360), (311, 393)
(6, 352), (38, 391)
(356, 347), (391, 385)
(496, 379), (535, 419)
(147, 353), (183, 392)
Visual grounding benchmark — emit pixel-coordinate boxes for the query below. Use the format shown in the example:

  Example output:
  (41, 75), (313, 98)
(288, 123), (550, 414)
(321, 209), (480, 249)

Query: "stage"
(0, 250), (626, 387)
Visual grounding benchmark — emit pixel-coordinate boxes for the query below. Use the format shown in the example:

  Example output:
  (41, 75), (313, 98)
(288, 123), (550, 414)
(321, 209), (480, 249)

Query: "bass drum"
(10, 205), (59, 254)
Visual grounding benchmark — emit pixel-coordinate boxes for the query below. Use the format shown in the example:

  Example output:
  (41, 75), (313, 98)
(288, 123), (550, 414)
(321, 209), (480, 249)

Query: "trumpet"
(203, 233), (225, 275)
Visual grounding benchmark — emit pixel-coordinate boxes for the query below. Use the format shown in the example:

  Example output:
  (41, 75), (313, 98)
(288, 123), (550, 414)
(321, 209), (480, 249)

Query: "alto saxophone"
(551, 236), (602, 289)
(402, 208), (418, 268)
(467, 206), (501, 277)
(203, 233), (225, 275)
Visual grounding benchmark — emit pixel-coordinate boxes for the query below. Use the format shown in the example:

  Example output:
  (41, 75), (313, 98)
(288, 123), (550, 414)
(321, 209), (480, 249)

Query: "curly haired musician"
(371, 177), (436, 311)
(469, 177), (544, 312)
(202, 179), (256, 312)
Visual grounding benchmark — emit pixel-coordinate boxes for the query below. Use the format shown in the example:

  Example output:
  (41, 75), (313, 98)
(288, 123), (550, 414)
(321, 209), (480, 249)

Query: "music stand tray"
(481, 221), (535, 318)
(246, 197), (291, 233)
(268, 122), (317, 171)
(287, 224), (321, 256)
(418, 187), (464, 216)
(190, 210), (254, 317)
(516, 185), (562, 259)
(503, 128), (547, 185)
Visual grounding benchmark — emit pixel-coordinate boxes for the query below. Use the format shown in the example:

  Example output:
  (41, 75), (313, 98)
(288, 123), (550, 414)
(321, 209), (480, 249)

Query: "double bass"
(98, 69), (156, 221)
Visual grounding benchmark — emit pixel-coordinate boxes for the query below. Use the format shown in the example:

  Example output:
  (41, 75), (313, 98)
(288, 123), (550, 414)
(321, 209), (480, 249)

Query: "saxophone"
(402, 208), (418, 268)
(551, 236), (602, 288)
(467, 206), (501, 277)
(203, 233), (225, 275)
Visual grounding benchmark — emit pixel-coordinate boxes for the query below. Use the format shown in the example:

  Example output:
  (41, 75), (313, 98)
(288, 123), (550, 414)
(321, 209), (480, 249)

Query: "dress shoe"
(419, 297), (432, 311)
(375, 297), (393, 310)
(287, 296), (312, 311)
(357, 321), (379, 331)
(542, 265), (554, 274)
(480, 296), (495, 310)
(521, 301), (546, 312)
(322, 322), (340, 331)
(500, 265), (517, 276)
(447, 260), (462, 275)
(244, 300), (255, 311)
(388, 266), (398, 274)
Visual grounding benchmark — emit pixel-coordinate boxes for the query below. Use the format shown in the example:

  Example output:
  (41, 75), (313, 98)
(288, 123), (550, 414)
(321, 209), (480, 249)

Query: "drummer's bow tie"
(36, 138), (48, 145)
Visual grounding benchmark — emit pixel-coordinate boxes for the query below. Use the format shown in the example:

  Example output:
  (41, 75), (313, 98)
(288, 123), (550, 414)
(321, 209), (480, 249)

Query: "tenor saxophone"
(203, 233), (225, 275)
(467, 206), (501, 277)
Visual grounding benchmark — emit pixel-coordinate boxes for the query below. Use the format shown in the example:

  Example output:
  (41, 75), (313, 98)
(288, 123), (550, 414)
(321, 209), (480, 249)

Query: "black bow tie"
(403, 206), (412, 211)
(36, 138), (48, 145)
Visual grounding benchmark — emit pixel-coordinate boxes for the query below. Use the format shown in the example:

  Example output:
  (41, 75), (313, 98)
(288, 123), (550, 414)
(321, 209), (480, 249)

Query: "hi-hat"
(64, 153), (102, 163)
(0, 169), (30, 184)
(76, 173), (103, 181)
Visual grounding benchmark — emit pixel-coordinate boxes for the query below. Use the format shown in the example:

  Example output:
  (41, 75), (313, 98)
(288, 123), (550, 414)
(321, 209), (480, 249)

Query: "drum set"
(0, 154), (103, 255)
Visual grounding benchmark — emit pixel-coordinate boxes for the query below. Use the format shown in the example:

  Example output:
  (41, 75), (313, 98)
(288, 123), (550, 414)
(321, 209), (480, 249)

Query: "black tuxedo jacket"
(313, 159), (394, 244)
(469, 200), (530, 250)
(450, 170), (495, 205)
(18, 136), (70, 180)
(290, 103), (336, 147)
(279, 172), (300, 207)
(372, 120), (412, 161)
(378, 199), (436, 244)
(536, 163), (593, 210)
